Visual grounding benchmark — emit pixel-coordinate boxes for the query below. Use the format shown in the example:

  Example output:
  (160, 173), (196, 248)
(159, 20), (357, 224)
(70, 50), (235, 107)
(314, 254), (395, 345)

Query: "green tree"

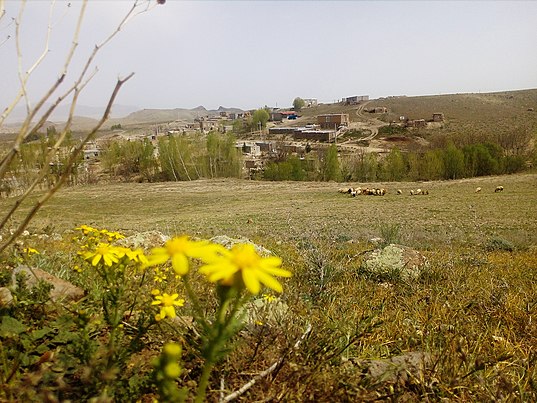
(443, 142), (465, 179)
(206, 131), (242, 178)
(101, 139), (157, 181)
(321, 144), (341, 181)
(383, 147), (406, 181)
(251, 109), (269, 131)
(293, 97), (305, 112)
(406, 152), (421, 181)
(422, 150), (444, 180)
(158, 136), (201, 181)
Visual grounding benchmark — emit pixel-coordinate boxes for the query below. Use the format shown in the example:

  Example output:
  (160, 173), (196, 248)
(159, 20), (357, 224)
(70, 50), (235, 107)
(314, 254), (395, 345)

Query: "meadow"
(24, 173), (537, 248)
(1, 173), (536, 401)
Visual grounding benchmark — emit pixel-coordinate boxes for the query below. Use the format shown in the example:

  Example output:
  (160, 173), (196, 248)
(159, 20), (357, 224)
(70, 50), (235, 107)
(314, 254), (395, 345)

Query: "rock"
(346, 351), (431, 386)
(210, 235), (273, 256)
(239, 296), (289, 326)
(116, 231), (170, 250)
(12, 266), (84, 302)
(0, 287), (13, 306)
(361, 244), (428, 283)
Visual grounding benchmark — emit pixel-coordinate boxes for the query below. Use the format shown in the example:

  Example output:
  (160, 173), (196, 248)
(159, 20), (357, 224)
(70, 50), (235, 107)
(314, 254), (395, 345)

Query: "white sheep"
(410, 189), (415, 196)
(475, 187), (482, 193)
(416, 188), (422, 195)
(396, 189), (402, 195)
(495, 185), (504, 192)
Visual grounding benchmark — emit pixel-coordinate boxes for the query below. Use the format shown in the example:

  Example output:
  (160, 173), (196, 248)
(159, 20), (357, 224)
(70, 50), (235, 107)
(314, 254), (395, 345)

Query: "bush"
(485, 237), (515, 252)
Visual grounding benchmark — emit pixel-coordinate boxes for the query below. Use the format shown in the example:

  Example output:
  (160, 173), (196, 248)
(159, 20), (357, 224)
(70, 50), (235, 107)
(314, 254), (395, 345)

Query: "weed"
(378, 222), (402, 247)
(485, 236), (515, 252)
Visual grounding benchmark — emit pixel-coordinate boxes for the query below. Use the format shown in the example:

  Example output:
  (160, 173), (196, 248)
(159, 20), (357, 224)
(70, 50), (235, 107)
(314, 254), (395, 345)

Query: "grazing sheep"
(396, 189), (402, 195)
(416, 188), (422, 195)
(422, 189), (429, 195)
(475, 187), (482, 193)
(351, 189), (357, 197)
(379, 188), (387, 196)
(495, 185), (504, 193)
(410, 189), (414, 196)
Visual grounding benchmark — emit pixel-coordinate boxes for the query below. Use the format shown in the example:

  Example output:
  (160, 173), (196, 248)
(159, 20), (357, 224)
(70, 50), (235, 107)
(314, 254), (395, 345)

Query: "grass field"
(18, 173), (537, 249)
(1, 173), (536, 401)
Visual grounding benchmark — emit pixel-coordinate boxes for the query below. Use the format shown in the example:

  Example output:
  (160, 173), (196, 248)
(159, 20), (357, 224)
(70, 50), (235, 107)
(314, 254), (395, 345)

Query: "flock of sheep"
(476, 186), (504, 193)
(337, 187), (387, 197)
(338, 185), (505, 197)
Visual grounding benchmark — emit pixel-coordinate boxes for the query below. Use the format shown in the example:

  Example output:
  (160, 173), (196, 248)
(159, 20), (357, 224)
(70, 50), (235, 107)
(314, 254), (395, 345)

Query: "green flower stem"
(195, 302), (228, 403)
(195, 291), (250, 402)
(183, 276), (210, 332)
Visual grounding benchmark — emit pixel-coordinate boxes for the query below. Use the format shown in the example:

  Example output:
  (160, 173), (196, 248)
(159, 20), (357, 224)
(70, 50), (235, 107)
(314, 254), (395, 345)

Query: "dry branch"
(219, 323), (312, 403)
(0, 73), (134, 253)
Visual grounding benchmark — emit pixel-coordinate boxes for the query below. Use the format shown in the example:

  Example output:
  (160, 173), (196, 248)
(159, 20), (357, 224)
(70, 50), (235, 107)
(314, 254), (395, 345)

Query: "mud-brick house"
(303, 98), (318, 107)
(317, 114), (349, 130)
(344, 95), (369, 105)
(293, 129), (335, 142)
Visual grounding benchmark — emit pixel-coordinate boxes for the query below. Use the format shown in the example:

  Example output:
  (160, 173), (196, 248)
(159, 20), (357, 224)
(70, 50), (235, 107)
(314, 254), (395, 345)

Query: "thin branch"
(0, 0), (146, 178)
(0, 0), (84, 137)
(219, 324), (312, 403)
(0, 73), (134, 254)
(0, 69), (98, 231)
(15, 0), (30, 114)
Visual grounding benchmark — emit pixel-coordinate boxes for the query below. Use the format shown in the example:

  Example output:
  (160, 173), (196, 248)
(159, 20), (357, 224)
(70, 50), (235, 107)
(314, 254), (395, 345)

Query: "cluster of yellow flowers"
(151, 289), (185, 321)
(145, 237), (292, 321)
(145, 236), (292, 295)
(73, 226), (292, 322)
(75, 225), (125, 242)
(74, 225), (146, 268)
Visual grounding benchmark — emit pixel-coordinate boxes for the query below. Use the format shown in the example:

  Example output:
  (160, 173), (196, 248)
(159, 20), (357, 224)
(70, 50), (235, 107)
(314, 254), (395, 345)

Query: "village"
(81, 95), (445, 179)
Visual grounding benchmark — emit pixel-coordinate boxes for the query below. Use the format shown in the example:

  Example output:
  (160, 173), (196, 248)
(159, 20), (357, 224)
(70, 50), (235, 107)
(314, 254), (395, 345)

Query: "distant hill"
(4, 103), (140, 124)
(118, 106), (245, 125)
(298, 88), (537, 140)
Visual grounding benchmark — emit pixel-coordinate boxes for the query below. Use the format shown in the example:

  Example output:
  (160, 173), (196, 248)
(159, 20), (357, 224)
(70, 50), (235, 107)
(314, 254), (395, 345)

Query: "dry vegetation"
(2, 173), (536, 401)
(18, 173), (537, 249)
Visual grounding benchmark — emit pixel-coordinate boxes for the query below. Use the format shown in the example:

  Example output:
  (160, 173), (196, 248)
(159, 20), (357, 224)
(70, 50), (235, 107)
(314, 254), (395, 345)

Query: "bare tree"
(0, 0), (163, 253)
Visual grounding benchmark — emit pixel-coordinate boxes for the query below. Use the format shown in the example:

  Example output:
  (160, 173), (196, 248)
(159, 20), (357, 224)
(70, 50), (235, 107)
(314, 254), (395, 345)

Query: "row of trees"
(262, 141), (531, 183)
(100, 132), (242, 182)
(4, 132), (533, 190)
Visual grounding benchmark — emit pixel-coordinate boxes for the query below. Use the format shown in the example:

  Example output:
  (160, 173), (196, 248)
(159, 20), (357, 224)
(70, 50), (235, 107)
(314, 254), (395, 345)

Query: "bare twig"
(0, 1), (151, 181)
(0, 73), (134, 253)
(0, 68), (98, 231)
(219, 323), (312, 403)
(0, 0), (87, 173)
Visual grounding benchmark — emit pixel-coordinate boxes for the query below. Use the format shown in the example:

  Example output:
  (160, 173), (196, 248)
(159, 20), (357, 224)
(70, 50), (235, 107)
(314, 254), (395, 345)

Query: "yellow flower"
(199, 243), (292, 294)
(151, 293), (185, 320)
(23, 247), (40, 255)
(262, 293), (277, 302)
(75, 224), (99, 235)
(164, 362), (181, 378)
(145, 236), (218, 276)
(106, 230), (125, 241)
(82, 243), (124, 266)
(153, 268), (167, 283)
(121, 248), (148, 264)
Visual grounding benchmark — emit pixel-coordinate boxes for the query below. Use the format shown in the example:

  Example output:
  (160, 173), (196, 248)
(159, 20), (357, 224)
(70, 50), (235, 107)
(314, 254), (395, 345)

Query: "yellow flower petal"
(171, 253), (189, 276)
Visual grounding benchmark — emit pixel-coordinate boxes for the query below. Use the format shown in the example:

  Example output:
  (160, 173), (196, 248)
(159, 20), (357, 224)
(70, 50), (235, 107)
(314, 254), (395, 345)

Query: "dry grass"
(9, 173), (536, 250)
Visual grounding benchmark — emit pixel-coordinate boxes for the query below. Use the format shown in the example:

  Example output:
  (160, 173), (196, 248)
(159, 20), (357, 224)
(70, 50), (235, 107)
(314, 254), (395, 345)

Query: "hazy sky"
(1, 0), (537, 113)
